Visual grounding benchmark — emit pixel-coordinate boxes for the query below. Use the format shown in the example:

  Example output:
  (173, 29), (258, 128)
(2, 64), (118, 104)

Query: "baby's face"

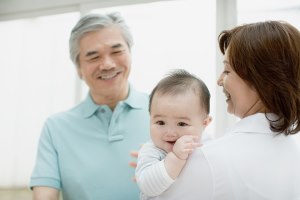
(150, 91), (209, 153)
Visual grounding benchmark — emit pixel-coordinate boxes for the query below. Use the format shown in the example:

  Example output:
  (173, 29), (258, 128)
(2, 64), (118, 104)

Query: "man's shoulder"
(126, 86), (149, 109)
(46, 102), (84, 124)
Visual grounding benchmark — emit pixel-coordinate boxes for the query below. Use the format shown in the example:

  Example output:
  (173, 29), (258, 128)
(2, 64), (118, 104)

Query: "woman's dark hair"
(218, 21), (300, 135)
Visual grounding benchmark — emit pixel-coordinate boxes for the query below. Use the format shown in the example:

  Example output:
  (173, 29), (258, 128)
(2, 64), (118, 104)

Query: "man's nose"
(99, 56), (116, 69)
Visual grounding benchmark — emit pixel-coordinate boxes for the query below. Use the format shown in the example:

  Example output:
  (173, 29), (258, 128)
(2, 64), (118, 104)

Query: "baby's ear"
(203, 116), (212, 127)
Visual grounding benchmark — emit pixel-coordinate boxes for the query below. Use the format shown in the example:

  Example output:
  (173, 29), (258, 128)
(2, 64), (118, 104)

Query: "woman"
(154, 21), (300, 200)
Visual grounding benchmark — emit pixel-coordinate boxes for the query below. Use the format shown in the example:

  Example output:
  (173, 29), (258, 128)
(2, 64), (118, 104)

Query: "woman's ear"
(203, 116), (212, 128)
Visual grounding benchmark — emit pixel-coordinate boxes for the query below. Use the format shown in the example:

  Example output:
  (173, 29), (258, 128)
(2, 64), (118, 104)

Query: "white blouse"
(154, 113), (300, 200)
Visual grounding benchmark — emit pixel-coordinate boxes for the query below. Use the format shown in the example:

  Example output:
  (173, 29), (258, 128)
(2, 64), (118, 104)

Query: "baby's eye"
(156, 121), (165, 125)
(178, 122), (188, 126)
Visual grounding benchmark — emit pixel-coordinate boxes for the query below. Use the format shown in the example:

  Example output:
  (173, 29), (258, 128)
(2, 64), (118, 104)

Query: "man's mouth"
(98, 72), (120, 80)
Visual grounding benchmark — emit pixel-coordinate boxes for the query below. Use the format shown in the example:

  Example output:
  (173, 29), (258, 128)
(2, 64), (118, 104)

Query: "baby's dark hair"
(149, 69), (210, 114)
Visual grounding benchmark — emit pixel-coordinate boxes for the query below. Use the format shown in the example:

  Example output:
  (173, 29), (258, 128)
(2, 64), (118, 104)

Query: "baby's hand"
(172, 135), (201, 160)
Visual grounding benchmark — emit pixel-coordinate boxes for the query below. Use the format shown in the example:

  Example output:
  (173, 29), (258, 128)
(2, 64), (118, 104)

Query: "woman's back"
(155, 113), (300, 200)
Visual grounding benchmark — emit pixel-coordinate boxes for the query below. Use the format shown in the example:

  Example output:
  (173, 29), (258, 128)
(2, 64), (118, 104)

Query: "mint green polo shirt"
(30, 85), (150, 200)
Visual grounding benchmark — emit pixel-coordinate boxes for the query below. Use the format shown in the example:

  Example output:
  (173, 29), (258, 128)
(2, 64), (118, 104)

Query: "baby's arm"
(136, 137), (200, 197)
(136, 143), (175, 197)
(164, 135), (200, 179)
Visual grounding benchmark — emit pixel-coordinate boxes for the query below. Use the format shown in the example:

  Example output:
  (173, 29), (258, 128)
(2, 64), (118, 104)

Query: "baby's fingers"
(183, 142), (201, 152)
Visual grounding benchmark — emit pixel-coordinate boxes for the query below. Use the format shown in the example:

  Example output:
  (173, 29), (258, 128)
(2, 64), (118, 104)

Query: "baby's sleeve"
(135, 142), (174, 197)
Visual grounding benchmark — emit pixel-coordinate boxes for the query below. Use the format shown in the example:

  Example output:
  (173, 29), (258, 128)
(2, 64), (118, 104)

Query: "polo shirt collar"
(82, 93), (99, 118)
(82, 84), (148, 118)
(124, 84), (148, 109)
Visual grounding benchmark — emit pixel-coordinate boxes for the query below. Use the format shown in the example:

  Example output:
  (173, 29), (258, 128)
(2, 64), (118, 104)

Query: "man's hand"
(172, 135), (201, 160)
(129, 150), (139, 182)
(129, 151), (139, 168)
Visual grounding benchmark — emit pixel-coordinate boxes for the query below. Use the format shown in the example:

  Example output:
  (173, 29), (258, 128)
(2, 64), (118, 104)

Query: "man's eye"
(178, 122), (188, 126)
(156, 121), (165, 125)
(112, 50), (123, 54)
(90, 56), (99, 61)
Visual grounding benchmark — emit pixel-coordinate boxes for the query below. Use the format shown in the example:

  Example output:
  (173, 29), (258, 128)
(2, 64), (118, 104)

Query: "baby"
(135, 69), (212, 199)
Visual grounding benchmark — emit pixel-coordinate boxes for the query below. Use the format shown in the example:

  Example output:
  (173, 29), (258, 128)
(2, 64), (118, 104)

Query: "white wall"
(215, 0), (238, 137)
(0, 0), (171, 21)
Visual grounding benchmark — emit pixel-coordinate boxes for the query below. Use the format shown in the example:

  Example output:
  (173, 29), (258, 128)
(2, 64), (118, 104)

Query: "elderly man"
(30, 12), (150, 200)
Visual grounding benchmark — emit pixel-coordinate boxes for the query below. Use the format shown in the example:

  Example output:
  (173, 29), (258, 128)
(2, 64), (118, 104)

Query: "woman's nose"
(217, 74), (223, 86)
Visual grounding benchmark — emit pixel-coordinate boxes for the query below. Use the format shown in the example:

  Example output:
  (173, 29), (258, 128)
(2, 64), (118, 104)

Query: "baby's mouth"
(166, 141), (176, 145)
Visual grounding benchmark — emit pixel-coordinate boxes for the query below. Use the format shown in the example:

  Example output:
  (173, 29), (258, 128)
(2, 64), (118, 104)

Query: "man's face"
(77, 25), (131, 106)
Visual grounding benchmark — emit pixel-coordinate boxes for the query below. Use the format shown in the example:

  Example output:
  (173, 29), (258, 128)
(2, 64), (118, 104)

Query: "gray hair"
(69, 12), (133, 67)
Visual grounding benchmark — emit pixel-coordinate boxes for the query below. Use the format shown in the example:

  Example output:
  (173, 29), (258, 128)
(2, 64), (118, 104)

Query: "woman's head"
(218, 21), (300, 135)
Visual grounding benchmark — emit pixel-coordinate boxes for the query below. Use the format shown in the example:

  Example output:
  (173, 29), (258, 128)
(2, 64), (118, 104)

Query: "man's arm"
(33, 186), (59, 200)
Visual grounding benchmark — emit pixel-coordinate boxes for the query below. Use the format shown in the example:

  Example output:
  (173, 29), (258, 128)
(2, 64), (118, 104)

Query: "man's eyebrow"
(85, 51), (98, 57)
(112, 43), (123, 49)
(84, 44), (124, 57)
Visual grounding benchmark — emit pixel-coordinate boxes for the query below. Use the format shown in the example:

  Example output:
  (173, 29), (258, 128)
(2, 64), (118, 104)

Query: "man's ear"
(76, 67), (83, 79)
(203, 116), (212, 128)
